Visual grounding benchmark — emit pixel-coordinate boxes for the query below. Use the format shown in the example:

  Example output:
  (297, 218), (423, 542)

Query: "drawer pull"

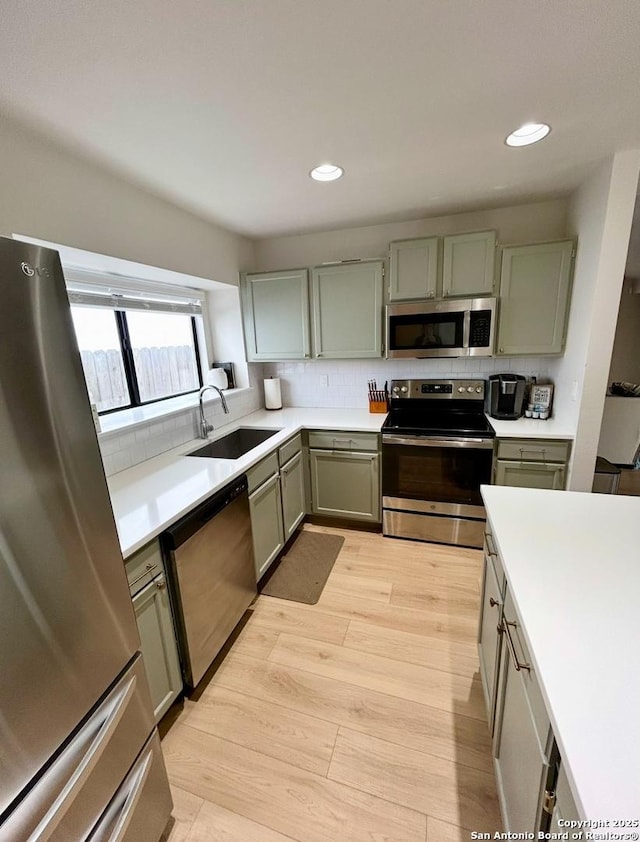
(128, 565), (159, 587)
(519, 447), (546, 462)
(332, 438), (354, 446)
(485, 532), (498, 558)
(502, 619), (531, 672)
(489, 597), (500, 608)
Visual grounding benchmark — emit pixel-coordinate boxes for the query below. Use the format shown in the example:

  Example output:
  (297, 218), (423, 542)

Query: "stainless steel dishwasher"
(160, 475), (256, 689)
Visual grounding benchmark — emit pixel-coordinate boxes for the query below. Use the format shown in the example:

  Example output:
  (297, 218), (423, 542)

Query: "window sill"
(97, 387), (253, 438)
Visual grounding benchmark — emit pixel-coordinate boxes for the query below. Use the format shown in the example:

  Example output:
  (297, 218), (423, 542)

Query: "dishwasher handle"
(160, 475), (248, 550)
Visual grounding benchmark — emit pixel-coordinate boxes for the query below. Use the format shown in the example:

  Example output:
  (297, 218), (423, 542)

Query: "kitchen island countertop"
(481, 485), (640, 822)
(109, 407), (384, 557)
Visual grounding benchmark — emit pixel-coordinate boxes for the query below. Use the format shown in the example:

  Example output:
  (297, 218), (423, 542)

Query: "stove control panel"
(390, 379), (485, 400)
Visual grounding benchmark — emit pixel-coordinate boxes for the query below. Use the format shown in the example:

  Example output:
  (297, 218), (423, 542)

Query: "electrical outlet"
(320, 375), (329, 388)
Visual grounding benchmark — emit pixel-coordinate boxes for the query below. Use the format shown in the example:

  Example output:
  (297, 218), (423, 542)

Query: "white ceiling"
(1, 0), (640, 238)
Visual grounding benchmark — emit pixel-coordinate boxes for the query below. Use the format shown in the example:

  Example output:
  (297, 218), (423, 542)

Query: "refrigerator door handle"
(28, 674), (138, 841)
(98, 748), (153, 842)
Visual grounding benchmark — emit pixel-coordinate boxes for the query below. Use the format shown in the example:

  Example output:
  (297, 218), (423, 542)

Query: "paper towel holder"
(264, 376), (282, 411)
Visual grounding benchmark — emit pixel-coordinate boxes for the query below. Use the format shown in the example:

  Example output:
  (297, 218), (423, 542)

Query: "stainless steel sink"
(187, 428), (279, 460)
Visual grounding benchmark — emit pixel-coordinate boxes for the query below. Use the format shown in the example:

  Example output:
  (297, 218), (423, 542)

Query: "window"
(67, 274), (206, 414)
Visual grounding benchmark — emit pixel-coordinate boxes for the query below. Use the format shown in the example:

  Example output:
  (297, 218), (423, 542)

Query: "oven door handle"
(382, 434), (495, 450)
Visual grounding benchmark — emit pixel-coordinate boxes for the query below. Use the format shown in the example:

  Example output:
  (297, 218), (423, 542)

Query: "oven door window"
(382, 441), (492, 507)
(389, 312), (464, 352)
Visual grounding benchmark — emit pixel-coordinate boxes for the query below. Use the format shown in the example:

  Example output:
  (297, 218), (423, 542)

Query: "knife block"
(368, 399), (388, 414)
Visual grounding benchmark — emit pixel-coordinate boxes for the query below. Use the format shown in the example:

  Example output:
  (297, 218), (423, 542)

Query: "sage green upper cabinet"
(311, 261), (383, 358)
(388, 237), (439, 301)
(497, 240), (575, 356)
(241, 269), (310, 361)
(442, 230), (496, 298)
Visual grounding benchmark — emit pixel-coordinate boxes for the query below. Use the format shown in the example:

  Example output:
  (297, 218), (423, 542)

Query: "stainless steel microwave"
(386, 297), (496, 358)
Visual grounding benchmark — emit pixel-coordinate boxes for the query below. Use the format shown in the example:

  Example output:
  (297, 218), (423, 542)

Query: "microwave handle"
(462, 309), (471, 349)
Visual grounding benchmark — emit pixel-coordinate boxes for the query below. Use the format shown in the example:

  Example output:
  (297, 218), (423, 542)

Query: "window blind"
(65, 267), (205, 315)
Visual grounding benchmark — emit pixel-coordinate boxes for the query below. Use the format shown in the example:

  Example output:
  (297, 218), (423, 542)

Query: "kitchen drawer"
(484, 527), (505, 595)
(502, 589), (550, 755)
(278, 432), (302, 466)
(247, 452), (279, 492)
(496, 438), (570, 463)
(126, 540), (163, 596)
(307, 430), (379, 452)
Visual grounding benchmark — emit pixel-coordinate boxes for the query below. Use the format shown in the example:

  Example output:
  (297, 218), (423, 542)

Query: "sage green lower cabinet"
(493, 438), (570, 490)
(497, 240), (575, 356)
(309, 449), (380, 522)
(494, 460), (565, 489)
(493, 589), (550, 833)
(249, 471), (285, 581)
(248, 436), (306, 582)
(494, 637), (549, 832)
(478, 553), (503, 733)
(280, 450), (305, 539)
(133, 575), (182, 723)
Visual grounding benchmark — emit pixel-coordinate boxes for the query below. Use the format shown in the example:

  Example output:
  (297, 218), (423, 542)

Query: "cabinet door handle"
(489, 597), (500, 608)
(485, 532), (498, 558)
(155, 577), (166, 591)
(502, 619), (531, 672)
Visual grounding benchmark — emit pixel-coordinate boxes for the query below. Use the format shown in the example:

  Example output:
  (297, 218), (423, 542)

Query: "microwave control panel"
(469, 310), (492, 347)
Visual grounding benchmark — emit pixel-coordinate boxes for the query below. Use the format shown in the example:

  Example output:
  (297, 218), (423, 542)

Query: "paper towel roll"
(264, 377), (282, 410)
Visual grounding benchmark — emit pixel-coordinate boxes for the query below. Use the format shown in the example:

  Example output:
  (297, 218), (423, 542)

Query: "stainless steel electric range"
(381, 379), (495, 549)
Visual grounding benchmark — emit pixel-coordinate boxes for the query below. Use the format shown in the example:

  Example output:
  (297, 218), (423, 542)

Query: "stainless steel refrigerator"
(0, 237), (173, 841)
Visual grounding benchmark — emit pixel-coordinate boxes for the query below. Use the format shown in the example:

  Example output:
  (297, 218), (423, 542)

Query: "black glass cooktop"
(382, 408), (495, 438)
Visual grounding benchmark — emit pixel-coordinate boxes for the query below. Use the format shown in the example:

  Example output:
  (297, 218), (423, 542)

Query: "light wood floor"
(161, 524), (502, 842)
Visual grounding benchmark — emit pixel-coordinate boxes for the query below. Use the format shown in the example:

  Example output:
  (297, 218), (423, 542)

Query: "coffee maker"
(488, 374), (526, 420)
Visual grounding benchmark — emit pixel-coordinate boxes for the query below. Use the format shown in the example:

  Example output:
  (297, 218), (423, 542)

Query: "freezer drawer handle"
(92, 746), (154, 842)
(28, 673), (138, 841)
(502, 619), (531, 672)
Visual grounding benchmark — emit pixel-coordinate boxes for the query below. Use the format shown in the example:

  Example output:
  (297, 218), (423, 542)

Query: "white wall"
(0, 113), (264, 472)
(549, 151), (640, 490)
(253, 199), (568, 270)
(0, 114), (254, 284)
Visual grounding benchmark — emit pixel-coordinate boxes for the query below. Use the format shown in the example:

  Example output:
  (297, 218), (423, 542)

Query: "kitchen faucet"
(198, 385), (229, 439)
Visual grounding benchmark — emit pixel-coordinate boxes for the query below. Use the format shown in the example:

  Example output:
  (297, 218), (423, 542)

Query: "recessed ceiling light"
(505, 123), (551, 147)
(310, 164), (344, 182)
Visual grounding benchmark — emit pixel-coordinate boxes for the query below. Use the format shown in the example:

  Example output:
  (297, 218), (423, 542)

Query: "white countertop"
(108, 408), (384, 557)
(486, 415), (574, 439)
(481, 485), (640, 821)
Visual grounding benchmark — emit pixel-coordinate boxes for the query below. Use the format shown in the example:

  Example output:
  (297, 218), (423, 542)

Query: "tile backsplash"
(99, 365), (264, 476)
(263, 358), (551, 408)
(100, 357), (552, 476)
